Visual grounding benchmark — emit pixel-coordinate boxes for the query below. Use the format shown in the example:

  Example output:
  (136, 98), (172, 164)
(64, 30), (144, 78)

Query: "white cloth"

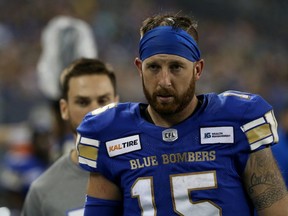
(37, 15), (98, 99)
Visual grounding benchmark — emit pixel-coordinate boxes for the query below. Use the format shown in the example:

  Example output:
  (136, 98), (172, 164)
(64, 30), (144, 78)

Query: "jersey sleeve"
(76, 130), (100, 173)
(240, 108), (278, 151)
(76, 103), (118, 173)
(223, 91), (279, 152)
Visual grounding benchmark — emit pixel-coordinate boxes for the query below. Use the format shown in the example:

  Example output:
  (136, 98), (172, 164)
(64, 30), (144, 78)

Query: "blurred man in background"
(37, 15), (98, 160)
(22, 58), (119, 216)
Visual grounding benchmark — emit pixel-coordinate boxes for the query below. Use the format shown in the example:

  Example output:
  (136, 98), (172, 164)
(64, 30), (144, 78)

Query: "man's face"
(60, 74), (118, 134)
(139, 54), (199, 115)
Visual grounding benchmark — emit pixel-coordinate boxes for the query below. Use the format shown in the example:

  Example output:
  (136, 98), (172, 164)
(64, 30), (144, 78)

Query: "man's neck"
(70, 148), (79, 165)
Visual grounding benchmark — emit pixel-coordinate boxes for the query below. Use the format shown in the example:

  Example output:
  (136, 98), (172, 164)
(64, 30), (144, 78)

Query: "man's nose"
(90, 101), (100, 110)
(158, 69), (172, 87)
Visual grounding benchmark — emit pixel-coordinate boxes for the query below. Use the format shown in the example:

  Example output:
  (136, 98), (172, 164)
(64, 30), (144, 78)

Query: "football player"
(77, 14), (288, 216)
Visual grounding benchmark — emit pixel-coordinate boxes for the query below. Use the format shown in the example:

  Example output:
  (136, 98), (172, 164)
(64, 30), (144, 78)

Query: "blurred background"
(0, 0), (288, 215)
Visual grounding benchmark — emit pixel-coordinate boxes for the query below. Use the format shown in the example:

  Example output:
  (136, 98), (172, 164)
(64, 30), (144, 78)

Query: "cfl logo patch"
(162, 129), (178, 142)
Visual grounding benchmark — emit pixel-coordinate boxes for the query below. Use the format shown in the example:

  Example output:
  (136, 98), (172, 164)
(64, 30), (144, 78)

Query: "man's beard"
(142, 77), (196, 116)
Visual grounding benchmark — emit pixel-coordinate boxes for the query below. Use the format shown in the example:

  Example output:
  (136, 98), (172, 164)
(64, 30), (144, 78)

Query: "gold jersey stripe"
(78, 144), (98, 161)
(241, 117), (265, 132)
(246, 123), (272, 144)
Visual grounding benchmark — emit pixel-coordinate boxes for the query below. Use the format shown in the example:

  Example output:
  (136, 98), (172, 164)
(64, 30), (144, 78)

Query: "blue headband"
(139, 26), (201, 62)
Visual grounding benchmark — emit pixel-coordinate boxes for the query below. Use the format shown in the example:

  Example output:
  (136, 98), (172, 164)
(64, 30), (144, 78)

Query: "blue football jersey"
(77, 91), (279, 216)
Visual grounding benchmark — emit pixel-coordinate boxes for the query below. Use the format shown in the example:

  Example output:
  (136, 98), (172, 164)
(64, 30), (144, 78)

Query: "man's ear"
(134, 57), (143, 77)
(194, 59), (205, 80)
(59, 99), (69, 120)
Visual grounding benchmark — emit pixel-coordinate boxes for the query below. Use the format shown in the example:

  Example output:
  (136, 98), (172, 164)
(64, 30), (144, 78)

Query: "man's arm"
(87, 172), (122, 199)
(243, 147), (288, 216)
(84, 172), (122, 216)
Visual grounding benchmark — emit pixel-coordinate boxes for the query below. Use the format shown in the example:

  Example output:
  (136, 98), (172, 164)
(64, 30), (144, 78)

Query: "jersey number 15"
(131, 171), (221, 216)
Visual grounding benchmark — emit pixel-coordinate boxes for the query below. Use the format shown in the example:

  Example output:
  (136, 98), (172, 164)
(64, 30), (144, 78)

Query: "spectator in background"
(0, 123), (49, 216)
(37, 15), (98, 160)
(22, 58), (119, 216)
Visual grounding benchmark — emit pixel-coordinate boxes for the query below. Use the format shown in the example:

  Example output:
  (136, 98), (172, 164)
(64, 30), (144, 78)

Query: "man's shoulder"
(201, 90), (273, 123)
(29, 154), (70, 190)
(207, 90), (271, 110)
(85, 102), (139, 120)
(78, 102), (140, 137)
(210, 90), (264, 104)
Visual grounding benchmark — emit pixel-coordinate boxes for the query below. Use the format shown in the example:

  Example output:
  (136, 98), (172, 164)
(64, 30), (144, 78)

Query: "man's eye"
(147, 64), (160, 71)
(148, 65), (160, 73)
(98, 98), (111, 106)
(76, 100), (89, 107)
(170, 64), (181, 71)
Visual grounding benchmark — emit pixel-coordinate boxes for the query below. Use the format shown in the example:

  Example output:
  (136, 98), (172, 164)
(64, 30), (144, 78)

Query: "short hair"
(60, 58), (117, 99)
(139, 13), (199, 43)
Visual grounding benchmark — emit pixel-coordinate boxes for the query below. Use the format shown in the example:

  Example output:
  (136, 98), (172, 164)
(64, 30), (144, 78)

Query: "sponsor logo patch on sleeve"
(200, 126), (234, 144)
(106, 135), (141, 157)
